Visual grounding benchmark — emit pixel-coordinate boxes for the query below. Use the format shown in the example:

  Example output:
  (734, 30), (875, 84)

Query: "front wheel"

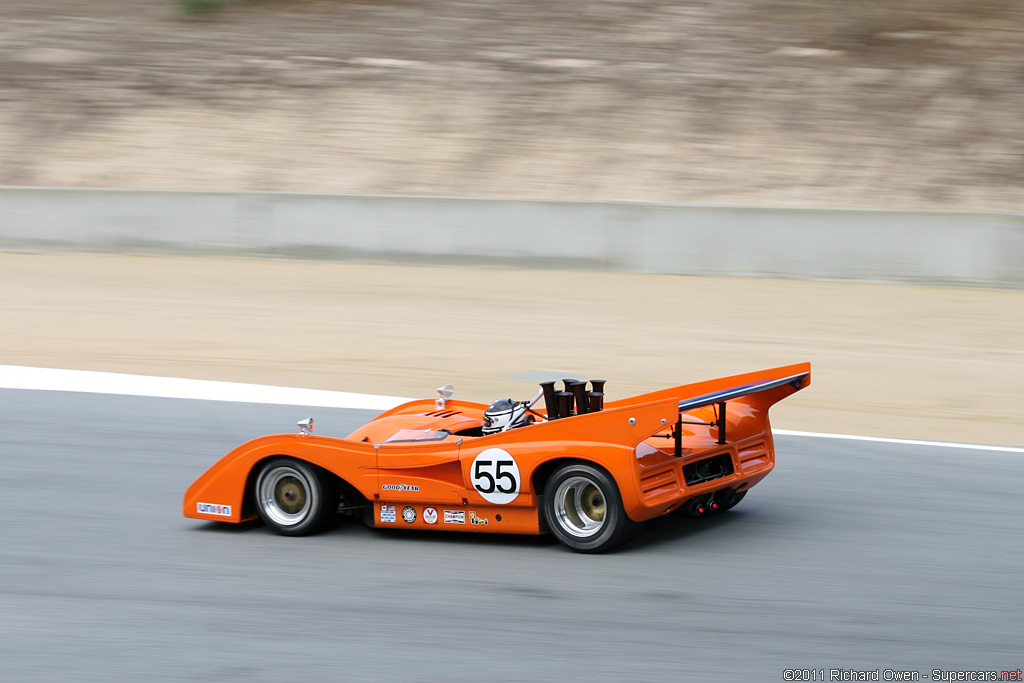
(254, 458), (337, 536)
(543, 463), (641, 553)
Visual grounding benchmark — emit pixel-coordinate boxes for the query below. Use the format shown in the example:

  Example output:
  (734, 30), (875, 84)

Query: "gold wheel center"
(275, 476), (307, 514)
(581, 485), (605, 522)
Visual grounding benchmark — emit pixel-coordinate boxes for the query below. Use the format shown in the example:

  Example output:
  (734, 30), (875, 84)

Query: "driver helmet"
(482, 398), (528, 435)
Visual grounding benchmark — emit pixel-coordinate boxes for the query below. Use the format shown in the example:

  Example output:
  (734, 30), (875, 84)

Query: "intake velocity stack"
(587, 379), (606, 413)
(540, 381), (560, 420)
(569, 381), (589, 415)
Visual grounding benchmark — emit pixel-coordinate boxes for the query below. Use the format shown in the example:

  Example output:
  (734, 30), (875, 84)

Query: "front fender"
(183, 434), (377, 523)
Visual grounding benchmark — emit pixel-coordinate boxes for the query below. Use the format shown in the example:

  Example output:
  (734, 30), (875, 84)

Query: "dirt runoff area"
(1, 0), (1023, 211)
(2, 253), (1021, 446)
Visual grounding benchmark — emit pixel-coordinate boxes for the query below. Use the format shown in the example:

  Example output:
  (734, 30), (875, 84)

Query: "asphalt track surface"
(3, 389), (1021, 682)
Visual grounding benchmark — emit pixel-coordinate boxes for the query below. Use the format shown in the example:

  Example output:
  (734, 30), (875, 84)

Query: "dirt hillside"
(1, 0), (1022, 210)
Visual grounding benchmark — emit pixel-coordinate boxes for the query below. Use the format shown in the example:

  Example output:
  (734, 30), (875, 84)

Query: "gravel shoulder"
(3, 253), (1021, 446)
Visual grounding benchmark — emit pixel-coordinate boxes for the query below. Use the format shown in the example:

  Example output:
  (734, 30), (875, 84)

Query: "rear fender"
(512, 399), (679, 520)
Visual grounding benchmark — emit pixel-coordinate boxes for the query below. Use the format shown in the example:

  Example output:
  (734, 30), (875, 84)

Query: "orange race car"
(184, 362), (810, 552)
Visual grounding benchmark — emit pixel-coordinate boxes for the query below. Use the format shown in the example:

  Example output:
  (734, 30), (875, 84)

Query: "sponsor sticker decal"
(469, 511), (489, 526)
(423, 507), (438, 525)
(402, 506), (417, 523)
(197, 502), (232, 517)
(380, 504), (397, 523)
(443, 510), (466, 525)
(381, 483), (420, 492)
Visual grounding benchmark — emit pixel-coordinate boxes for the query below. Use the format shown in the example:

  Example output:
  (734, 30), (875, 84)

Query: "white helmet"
(482, 399), (528, 435)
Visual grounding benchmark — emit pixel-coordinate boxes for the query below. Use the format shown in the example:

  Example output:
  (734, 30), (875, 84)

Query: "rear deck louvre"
(640, 469), (678, 498)
(738, 441), (766, 460)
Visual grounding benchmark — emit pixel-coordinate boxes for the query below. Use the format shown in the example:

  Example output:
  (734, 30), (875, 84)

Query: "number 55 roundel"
(470, 448), (521, 504)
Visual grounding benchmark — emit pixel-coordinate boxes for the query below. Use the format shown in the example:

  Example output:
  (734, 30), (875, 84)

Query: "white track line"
(772, 429), (1024, 454)
(2, 365), (1021, 453)
(0, 365), (407, 411)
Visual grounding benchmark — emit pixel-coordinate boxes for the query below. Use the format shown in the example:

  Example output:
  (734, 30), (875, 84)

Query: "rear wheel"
(255, 458), (337, 536)
(543, 463), (641, 553)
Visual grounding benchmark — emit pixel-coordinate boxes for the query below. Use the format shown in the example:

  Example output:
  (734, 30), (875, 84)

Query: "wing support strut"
(670, 372), (809, 455)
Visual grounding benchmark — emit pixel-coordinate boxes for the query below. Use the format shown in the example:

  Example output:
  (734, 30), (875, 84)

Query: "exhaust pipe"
(685, 494), (716, 516)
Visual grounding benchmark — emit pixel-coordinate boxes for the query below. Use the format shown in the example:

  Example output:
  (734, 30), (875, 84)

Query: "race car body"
(184, 362), (810, 552)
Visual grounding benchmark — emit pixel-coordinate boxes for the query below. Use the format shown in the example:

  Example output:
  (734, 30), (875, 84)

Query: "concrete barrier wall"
(1, 187), (1022, 287)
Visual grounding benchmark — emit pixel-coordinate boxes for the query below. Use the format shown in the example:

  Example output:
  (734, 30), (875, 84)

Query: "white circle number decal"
(471, 448), (521, 505)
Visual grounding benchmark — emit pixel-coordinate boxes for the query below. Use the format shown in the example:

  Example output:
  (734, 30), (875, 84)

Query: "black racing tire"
(254, 457), (338, 536)
(714, 488), (747, 512)
(543, 463), (642, 553)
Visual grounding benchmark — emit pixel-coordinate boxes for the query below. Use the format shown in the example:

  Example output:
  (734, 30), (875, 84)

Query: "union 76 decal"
(197, 502), (232, 517)
(470, 448), (521, 504)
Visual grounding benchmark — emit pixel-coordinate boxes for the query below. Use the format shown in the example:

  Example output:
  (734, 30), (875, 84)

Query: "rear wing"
(678, 371), (809, 413)
(674, 370), (810, 451)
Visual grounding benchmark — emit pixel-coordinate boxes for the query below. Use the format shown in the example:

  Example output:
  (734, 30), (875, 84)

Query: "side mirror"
(297, 417), (314, 435)
(436, 384), (455, 410)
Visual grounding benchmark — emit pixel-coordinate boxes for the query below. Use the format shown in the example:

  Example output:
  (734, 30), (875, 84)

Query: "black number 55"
(473, 459), (495, 493)
(473, 459), (518, 494)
